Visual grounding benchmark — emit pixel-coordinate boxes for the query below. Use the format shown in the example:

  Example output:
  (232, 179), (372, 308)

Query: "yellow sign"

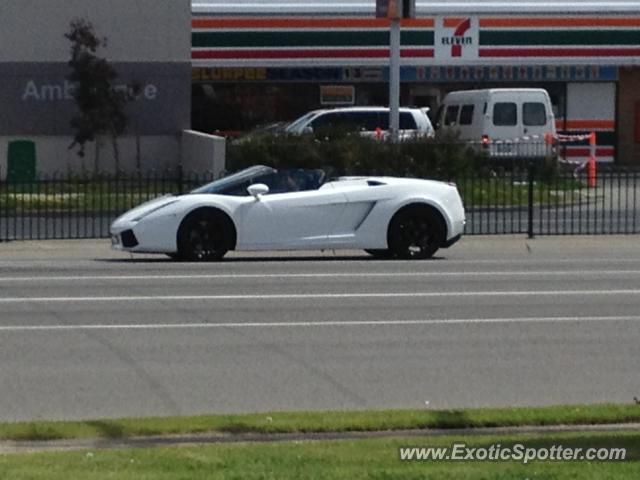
(320, 85), (355, 105)
(192, 68), (268, 82)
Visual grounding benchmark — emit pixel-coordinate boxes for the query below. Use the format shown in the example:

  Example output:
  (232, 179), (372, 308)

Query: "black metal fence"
(0, 173), (215, 241)
(461, 168), (640, 236)
(1, 168), (639, 242)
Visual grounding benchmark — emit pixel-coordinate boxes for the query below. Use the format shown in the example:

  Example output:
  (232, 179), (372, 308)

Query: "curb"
(2, 423), (639, 454)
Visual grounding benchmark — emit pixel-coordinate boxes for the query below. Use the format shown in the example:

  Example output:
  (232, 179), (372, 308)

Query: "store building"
(191, 0), (640, 165)
(3, 0), (639, 175)
(1, 0), (191, 177)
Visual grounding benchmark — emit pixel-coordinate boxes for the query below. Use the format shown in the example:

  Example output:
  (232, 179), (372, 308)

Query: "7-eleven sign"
(435, 16), (479, 61)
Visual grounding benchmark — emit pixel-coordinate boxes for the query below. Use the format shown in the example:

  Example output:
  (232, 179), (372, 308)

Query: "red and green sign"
(191, 15), (640, 66)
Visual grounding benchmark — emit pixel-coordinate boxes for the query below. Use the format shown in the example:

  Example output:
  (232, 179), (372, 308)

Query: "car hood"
(113, 194), (180, 224)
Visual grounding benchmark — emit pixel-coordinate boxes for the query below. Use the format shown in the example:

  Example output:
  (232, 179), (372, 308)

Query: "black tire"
(364, 249), (393, 259)
(176, 209), (231, 261)
(387, 206), (445, 260)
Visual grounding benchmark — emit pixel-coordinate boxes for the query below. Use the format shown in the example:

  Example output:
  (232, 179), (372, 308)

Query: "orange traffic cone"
(544, 131), (554, 145)
(587, 132), (597, 188)
(587, 156), (597, 188)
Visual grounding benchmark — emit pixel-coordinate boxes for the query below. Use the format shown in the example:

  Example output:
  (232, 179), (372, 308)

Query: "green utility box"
(7, 140), (37, 183)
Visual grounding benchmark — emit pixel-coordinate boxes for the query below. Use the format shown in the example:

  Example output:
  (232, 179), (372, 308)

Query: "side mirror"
(247, 183), (269, 200)
(302, 126), (313, 135)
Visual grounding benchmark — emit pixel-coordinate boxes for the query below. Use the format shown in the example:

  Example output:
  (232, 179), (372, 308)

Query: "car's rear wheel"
(364, 249), (393, 259)
(387, 205), (445, 260)
(177, 210), (231, 261)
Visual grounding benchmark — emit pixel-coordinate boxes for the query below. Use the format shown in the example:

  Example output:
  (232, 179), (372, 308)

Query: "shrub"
(226, 131), (483, 180)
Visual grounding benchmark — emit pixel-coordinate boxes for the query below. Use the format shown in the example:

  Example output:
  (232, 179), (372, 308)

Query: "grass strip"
(1, 403), (639, 442)
(0, 179), (584, 212)
(0, 431), (638, 479)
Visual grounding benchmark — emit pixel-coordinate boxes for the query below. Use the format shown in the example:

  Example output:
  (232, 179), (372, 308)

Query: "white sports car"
(110, 165), (465, 260)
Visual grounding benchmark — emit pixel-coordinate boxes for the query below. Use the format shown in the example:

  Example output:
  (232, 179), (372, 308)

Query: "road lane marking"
(1, 289), (640, 303)
(1, 270), (640, 282)
(0, 316), (638, 332)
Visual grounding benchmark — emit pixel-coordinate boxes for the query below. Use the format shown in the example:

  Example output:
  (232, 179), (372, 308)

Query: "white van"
(435, 88), (556, 159)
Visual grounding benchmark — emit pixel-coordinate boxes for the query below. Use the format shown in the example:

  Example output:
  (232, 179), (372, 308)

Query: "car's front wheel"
(387, 205), (445, 259)
(177, 209), (231, 261)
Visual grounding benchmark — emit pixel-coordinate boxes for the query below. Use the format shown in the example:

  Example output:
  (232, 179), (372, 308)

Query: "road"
(0, 236), (639, 421)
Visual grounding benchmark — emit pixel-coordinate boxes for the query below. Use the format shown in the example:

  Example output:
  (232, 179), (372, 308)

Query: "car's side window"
(444, 105), (460, 126)
(459, 105), (474, 125)
(361, 112), (384, 131)
(312, 112), (364, 133)
(247, 170), (325, 195)
(219, 181), (253, 196)
(493, 102), (517, 126)
(433, 105), (444, 130)
(218, 172), (279, 196)
(310, 112), (337, 130)
(378, 112), (416, 130)
(338, 112), (368, 131)
(523, 102), (547, 126)
(399, 112), (418, 129)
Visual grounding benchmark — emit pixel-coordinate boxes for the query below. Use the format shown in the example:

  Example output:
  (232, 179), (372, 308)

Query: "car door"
(237, 188), (349, 250)
(521, 99), (551, 157)
(489, 99), (520, 157)
(326, 179), (397, 245)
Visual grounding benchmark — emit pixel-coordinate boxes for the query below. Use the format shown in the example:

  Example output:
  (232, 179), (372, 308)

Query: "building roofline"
(192, 1), (640, 16)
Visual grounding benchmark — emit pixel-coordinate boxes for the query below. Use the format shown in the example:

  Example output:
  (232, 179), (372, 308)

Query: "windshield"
(190, 165), (276, 195)
(236, 121), (289, 141)
(190, 165), (326, 196)
(285, 111), (320, 133)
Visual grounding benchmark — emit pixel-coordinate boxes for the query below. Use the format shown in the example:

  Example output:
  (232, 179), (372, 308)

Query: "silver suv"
(284, 106), (435, 139)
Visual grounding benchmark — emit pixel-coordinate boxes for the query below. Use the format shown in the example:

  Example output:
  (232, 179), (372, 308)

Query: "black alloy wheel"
(388, 206), (444, 260)
(177, 210), (229, 261)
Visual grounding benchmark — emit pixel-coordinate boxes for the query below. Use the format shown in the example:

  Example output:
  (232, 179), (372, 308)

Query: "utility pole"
(376, 0), (415, 143)
(389, 13), (401, 143)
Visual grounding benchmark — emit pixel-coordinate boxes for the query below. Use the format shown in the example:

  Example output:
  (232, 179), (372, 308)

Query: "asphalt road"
(0, 236), (639, 422)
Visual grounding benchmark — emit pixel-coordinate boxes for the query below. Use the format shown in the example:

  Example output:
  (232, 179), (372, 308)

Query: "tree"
(65, 19), (137, 171)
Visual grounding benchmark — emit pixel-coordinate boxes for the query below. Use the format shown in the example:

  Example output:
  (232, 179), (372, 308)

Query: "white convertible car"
(110, 165), (465, 260)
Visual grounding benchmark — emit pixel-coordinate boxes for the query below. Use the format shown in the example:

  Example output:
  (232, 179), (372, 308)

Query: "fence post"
(176, 164), (184, 195)
(527, 161), (536, 239)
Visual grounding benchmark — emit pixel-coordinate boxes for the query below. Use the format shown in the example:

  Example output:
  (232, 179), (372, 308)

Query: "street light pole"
(377, 0), (413, 143)
(389, 15), (401, 143)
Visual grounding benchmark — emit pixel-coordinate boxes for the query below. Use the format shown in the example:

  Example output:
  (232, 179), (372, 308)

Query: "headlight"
(132, 199), (180, 222)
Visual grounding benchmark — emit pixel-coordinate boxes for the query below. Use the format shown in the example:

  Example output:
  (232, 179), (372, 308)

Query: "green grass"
(457, 177), (584, 207)
(0, 185), (177, 214)
(0, 432), (638, 479)
(0, 192), (158, 213)
(1, 403), (639, 442)
(0, 178), (193, 213)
